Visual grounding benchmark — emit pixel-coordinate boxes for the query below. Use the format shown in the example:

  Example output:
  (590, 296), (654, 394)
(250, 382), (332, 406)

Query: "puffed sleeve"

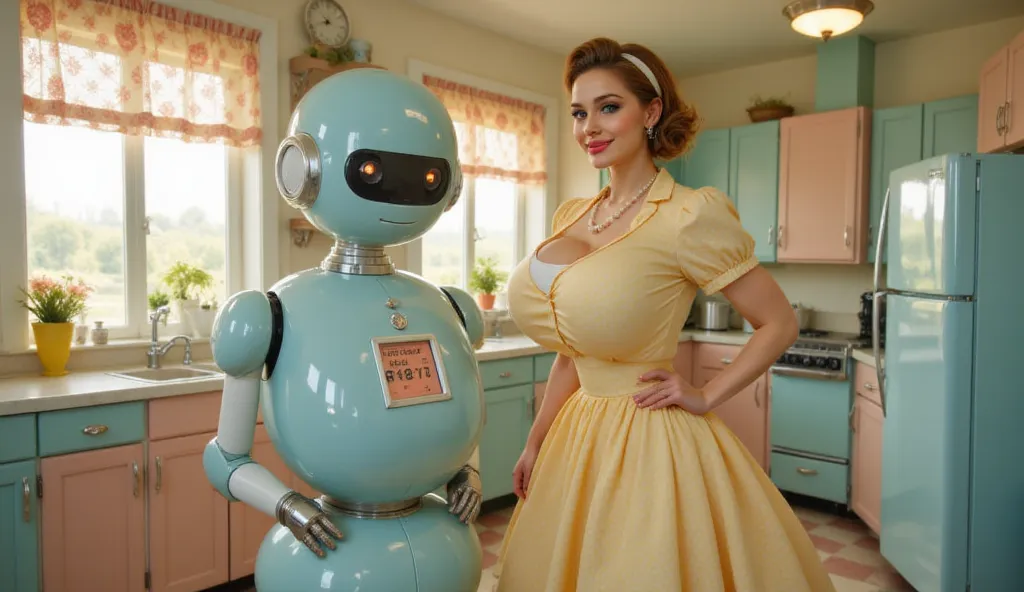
(551, 197), (589, 234)
(676, 186), (759, 295)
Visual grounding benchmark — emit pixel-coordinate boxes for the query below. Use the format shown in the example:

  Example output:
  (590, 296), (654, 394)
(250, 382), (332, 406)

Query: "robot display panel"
(345, 148), (451, 207)
(370, 333), (451, 408)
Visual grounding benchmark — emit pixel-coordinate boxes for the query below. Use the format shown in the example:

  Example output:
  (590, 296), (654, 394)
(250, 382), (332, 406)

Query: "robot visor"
(345, 149), (453, 207)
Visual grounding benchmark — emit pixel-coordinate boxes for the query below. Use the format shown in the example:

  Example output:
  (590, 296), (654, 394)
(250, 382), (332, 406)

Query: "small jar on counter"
(91, 321), (109, 345)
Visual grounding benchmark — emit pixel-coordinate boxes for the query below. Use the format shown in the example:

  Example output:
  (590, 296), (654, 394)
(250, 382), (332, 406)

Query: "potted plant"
(161, 261), (213, 334)
(19, 274), (93, 376)
(469, 256), (507, 311)
(148, 290), (170, 325)
(747, 95), (795, 123)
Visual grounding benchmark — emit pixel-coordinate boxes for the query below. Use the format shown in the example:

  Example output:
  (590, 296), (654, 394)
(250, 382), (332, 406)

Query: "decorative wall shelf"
(288, 56), (386, 111)
(289, 218), (318, 248)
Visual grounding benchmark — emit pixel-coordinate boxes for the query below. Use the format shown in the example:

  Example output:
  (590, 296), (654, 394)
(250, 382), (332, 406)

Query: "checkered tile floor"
(475, 499), (916, 592)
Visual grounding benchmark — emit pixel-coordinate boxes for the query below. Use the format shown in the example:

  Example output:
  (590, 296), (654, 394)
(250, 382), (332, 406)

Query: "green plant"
(469, 257), (508, 295)
(148, 290), (170, 311)
(161, 261), (214, 301)
(303, 44), (355, 65)
(19, 274), (93, 323)
(749, 94), (792, 109)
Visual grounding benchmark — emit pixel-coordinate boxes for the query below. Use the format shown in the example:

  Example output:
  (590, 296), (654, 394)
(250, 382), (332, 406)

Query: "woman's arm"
(703, 266), (798, 409)
(525, 353), (580, 450)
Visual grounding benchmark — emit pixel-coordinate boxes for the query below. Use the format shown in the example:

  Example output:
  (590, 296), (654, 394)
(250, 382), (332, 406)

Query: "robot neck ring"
(321, 241), (395, 275)
(321, 495), (422, 519)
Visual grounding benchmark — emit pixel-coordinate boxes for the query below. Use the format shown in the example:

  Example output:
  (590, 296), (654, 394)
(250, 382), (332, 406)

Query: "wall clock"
(305, 0), (350, 49)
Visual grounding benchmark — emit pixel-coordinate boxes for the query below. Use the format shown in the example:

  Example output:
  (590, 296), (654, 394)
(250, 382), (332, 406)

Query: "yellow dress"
(493, 168), (836, 592)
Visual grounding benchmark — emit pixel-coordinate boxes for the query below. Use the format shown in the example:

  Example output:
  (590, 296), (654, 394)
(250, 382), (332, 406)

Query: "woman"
(492, 37), (836, 591)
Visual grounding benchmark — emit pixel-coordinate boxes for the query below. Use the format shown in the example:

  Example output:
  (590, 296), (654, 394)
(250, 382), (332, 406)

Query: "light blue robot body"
(255, 496), (481, 591)
(261, 268), (484, 502)
(203, 66), (489, 591)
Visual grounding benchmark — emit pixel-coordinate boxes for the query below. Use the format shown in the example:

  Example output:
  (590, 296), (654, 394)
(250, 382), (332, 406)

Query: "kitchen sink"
(108, 364), (223, 383)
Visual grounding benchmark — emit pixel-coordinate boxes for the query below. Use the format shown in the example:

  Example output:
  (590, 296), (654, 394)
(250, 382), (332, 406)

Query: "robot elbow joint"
(203, 437), (253, 502)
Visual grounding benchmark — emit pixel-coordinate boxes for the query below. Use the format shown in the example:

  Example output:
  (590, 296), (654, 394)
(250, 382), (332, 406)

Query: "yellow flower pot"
(32, 322), (74, 377)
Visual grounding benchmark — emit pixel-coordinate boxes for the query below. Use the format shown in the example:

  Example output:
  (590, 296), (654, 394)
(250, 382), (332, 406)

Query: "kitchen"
(1, 1), (1023, 592)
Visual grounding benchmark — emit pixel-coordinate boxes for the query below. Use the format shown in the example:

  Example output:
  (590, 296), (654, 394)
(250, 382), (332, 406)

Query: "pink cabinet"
(777, 106), (871, 264)
(850, 361), (884, 535)
(148, 433), (229, 592)
(40, 444), (147, 592)
(686, 342), (770, 471)
(978, 27), (1024, 153)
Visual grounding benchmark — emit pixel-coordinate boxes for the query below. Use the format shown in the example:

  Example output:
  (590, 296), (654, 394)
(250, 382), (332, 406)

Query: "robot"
(202, 67), (487, 591)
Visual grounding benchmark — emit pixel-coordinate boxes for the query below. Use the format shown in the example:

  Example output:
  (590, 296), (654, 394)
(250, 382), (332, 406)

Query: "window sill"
(11, 336), (211, 356)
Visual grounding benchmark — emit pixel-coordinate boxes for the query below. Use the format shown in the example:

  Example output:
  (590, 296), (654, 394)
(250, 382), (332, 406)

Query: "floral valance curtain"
(422, 74), (547, 185)
(19, 0), (262, 147)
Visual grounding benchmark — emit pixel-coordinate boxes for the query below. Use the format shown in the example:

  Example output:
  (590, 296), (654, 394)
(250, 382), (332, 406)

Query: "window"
(408, 62), (557, 298)
(13, 0), (265, 343)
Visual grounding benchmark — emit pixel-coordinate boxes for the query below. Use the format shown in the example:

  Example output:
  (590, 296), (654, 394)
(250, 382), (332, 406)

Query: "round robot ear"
(444, 162), (463, 212)
(275, 132), (321, 210)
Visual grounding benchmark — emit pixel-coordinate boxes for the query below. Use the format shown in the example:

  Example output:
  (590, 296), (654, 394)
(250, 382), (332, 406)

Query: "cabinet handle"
(132, 461), (140, 497)
(22, 477), (30, 522)
(82, 424), (108, 436)
(844, 225), (850, 247)
(155, 457), (162, 493)
(720, 357), (733, 365)
(1004, 101), (1012, 135)
(753, 383), (760, 408)
(796, 467), (818, 476)
(767, 225), (774, 245)
(499, 371), (511, 378)
(778, 225), (785, 248)
(863, 382), (876, 391)
(997, 104), (1005, 135)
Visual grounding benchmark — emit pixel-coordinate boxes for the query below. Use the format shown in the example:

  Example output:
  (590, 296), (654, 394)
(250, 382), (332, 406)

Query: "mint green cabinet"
(679, 128), (731, 195)
(479, 383), (533, 501)
(729, 121), (781, 263)
(0, 460), (40, 592)
(868, 94), (978, 264)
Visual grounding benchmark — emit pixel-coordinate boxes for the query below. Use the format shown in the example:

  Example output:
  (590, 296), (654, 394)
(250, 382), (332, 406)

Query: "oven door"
(768, 371), (853, 504)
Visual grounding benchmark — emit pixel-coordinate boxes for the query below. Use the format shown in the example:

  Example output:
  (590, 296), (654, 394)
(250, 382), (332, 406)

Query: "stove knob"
(828, 357), (841, 371)
(815, 357), (828, 368)
(801, 356), (813, 367)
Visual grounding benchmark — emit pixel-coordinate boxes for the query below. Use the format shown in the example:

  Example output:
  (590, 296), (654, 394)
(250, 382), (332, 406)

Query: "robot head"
(275, 68), (462, 247)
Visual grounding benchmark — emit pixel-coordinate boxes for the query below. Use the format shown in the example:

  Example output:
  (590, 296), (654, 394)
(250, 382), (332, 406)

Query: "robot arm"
(202, 290), (342, 557)
(438, 285), (484, 524)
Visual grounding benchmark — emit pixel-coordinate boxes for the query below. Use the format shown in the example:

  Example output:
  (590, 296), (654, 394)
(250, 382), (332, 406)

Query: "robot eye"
(359, 159), (383, 184)
(274, 133), (321, 210)
(425, 168), (441, 190)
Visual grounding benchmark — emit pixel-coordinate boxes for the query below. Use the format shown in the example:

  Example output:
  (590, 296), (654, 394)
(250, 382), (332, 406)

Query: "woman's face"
(570, 68), (655, 169)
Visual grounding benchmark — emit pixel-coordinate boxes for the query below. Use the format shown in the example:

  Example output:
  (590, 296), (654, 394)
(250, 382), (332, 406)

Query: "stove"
(770, 330), (870, 381)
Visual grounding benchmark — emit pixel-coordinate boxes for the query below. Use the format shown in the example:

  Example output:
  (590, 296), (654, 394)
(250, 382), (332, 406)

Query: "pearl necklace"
(587, 172), (659, 234)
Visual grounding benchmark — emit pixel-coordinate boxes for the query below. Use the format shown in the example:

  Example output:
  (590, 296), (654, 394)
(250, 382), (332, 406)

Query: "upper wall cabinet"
(678, 123), (781, 263)
(777, 106), (870, 264)
(868, 94), (979, 264)
(978, 27), (1024, 153)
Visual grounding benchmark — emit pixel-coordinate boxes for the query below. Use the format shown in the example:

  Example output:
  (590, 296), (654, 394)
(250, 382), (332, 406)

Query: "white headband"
(621, 53), (661, 97)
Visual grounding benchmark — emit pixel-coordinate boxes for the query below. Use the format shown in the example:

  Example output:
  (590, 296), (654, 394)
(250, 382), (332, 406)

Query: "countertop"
(0, 328), (827, 417)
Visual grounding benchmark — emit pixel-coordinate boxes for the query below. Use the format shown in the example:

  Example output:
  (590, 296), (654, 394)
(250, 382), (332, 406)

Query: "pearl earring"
(646, 126), (655, 139)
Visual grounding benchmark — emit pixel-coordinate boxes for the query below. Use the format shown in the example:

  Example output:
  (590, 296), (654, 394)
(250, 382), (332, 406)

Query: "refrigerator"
(872, 152), (1024, 592)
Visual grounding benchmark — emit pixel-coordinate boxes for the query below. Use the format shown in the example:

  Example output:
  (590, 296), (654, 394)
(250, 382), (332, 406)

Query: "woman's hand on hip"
(633, 369), (709, 414)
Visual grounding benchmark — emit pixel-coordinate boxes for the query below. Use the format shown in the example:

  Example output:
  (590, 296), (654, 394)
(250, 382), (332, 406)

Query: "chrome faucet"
(148, 305), (193, 369)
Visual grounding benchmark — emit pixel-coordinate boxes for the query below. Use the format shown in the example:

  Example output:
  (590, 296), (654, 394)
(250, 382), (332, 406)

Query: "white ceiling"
(408, 0), (1024, 77)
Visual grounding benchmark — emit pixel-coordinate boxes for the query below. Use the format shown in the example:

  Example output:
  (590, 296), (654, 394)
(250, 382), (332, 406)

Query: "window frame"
(0, 0), (280, 353)
(404, 59), (559, 292)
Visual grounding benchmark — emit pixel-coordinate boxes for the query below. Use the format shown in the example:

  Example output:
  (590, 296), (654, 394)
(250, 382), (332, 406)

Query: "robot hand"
(276, 491), (344, 558)
(446, 464), (483, 524)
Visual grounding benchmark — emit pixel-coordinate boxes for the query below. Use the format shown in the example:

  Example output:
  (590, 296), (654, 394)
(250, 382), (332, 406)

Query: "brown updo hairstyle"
(564, 37), (700, 161)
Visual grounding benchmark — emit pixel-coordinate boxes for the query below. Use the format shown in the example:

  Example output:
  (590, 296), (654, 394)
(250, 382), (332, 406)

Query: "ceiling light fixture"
(783, 0), (874, 42)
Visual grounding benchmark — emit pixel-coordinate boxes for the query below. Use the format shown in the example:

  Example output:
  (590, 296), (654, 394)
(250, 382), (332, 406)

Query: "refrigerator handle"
(873, 187), (890, 417)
